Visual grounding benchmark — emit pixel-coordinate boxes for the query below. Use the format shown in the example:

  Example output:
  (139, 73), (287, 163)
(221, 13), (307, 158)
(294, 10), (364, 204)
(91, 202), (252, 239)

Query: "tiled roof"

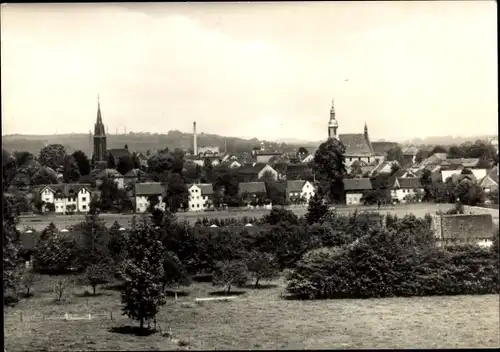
(395, 177), (422, 189)
(488, 166), (499, 184)
(339, 134), (374, 156)
(189, 183), (214, 196)
(343, 178), (372, 191)
(107, 149), (131, 159)
(371, 142), (399, 155)
(40, 183), (92, 197)
(96, 168), (123, 178)
(239, 181), (266, 194)
(286, 163), (308, 173)
(134, 182), (165, 196)
(286, 180), (307, 193)
(443, 158), (480, 168)
(402, 146), (419, 155)
(237, 163), (268, 175)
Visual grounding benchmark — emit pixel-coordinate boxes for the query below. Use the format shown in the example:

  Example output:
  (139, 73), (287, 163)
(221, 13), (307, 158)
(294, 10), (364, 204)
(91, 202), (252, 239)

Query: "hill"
(1, 131), (303, 155)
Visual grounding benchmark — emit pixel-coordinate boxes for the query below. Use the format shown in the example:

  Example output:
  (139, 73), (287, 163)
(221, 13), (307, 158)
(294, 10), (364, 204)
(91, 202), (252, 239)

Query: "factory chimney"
(193, 121), (198, 156)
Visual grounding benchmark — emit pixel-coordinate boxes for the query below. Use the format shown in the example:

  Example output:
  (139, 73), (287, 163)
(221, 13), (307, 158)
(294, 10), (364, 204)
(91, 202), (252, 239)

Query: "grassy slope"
(4, 274), (499, 351)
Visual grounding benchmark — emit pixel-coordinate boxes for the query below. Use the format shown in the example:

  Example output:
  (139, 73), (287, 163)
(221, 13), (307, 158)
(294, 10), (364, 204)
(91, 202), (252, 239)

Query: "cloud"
(1, 2), (497, 142)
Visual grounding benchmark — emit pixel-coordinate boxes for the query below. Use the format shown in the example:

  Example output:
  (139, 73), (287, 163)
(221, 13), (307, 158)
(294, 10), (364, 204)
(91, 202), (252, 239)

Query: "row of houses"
(38, 179), (318, 214)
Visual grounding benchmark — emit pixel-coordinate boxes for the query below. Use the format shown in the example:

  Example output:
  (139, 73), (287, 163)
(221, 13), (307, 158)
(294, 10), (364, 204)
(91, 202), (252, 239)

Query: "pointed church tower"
(93, 95), (107, 163)
(364, 122), (374, 154)
(328, 99), (339, 139)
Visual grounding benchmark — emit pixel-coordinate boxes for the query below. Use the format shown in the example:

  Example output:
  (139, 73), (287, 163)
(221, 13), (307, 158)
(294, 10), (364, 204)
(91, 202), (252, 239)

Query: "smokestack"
(193, 121), (198, 156)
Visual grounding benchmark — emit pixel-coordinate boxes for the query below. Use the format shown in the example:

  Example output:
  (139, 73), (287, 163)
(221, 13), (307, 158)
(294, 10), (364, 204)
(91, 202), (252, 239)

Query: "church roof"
(339, 134), (374, 156)
(107, 149), (131, 159)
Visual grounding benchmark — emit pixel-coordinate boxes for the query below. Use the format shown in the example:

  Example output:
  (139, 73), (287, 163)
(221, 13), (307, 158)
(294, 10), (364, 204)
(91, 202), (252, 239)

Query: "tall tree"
(3, 195), (20, 300)
(72, 150), (91, 176)
(120, 220), (166, 330)
(430, 145), (447, 154)
(63, 155), (81, 183)
(305, 192), (328, 225)
(165, 173), (189, 212)
(202, 157), (214, 183)
(386, 146), (405, 165)
(75, 212), (110, 268)
(313, 138), (346, 203)
(117, 155), (135, 175)
(38, 144), (67, 170)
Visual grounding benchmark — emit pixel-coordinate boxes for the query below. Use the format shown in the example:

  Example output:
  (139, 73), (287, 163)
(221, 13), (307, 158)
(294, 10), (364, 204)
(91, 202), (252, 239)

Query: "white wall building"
(286, 180), (316, 202)
(134, 183), (166, 213)
(391, 177), (424, 203)
(188, 183), (214, 211)
(39, 184), (92, 214)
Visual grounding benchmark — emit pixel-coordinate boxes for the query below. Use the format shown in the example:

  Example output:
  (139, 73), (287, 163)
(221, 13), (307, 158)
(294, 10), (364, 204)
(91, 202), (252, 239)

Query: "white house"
(134, 182), (166, 213)
(188, 183), (214, 211)
(301, 154), (314, 164)
(95, 168), (125, 189)
(391, 177), (424, 203)
(228, 160), (242, 169)
(286, 180), (316, 203)
(478, 166), (499, 194)
(39, 184), (92, 214)
(343, 178), (372, 205)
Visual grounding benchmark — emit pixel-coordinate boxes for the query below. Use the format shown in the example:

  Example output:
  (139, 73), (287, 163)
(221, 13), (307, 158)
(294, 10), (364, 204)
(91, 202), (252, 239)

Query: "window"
(82, 197), (86, 202)
(82, 205), (87, 210)
(191, 204), (195, 208)
(197, 204), (200, 208)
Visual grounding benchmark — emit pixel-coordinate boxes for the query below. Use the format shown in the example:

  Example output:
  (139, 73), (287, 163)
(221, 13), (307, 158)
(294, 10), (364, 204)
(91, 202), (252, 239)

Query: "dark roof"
(371, 141), (399, 155)
(286, 163), (308, 172)
(237, 163), (268, 175)
(395, 177), (422, 189)
(343, 178), (372, 191)
(487, 166), (499, 183)
(339, 134), (374, 155)
(443, 158), (480, 168)
(40, 184), (92, 197)
(239, 182), (266, 194)
(95, 168), (123, 179)
(441, 164), (463, 171)
(189, 183), (214, 196)
(107, 149), (131, 159)
(286, 180), (307, 193)
(134, 182), (165, 196)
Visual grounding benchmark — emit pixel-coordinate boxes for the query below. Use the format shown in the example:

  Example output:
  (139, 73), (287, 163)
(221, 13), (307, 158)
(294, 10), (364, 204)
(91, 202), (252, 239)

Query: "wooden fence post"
(110, 311), (113, 321)
(20, 312), (23, 322)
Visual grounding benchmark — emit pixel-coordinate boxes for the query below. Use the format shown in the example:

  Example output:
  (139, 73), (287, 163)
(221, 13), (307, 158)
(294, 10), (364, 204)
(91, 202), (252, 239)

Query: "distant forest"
(1, 130), (302, 155)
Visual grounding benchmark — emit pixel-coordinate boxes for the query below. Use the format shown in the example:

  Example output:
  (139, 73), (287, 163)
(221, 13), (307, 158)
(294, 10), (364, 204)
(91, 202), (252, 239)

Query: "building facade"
(39, 184), (92, 214)
(327, 100), (378, 167)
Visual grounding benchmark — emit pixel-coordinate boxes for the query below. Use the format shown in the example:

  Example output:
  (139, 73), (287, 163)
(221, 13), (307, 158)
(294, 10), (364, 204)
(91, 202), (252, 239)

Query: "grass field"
(18, 203), (471, 231)
(4, 273), (499, 351)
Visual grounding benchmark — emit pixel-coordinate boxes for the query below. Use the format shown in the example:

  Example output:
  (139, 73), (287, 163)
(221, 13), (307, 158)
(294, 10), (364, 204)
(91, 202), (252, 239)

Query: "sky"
(1, 1), (497, 142)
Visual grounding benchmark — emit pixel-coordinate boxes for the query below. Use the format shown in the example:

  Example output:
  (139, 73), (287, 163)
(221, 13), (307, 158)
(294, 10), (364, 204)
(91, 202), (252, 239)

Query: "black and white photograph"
(2, 1), (499, 350)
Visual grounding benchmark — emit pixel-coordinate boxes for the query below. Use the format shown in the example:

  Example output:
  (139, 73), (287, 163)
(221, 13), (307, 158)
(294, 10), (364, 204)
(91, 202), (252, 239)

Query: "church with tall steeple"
(93, 96), (107, 164)
(327, 99), (378, 167)
(91, 96), (131, 170)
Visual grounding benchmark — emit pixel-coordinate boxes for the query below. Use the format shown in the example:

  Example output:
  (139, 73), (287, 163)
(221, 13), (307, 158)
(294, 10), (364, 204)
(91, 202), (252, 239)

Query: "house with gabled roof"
(391, 177), (423, 203)
(134, 182), (166, 213)
(95, 168), (125, 189)
(286, 180), (316, 203)
(236, 163), (278, 182)
(239, 182), (267, 204)
(343, 178), (372, 205)
(187, 183), (214, 211)
(39, 183), (93, 214)
(478, 166), (499, 195)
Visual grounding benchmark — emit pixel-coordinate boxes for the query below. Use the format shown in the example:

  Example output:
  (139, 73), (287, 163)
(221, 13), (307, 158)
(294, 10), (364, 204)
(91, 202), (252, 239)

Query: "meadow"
(4, 273), (499, 351)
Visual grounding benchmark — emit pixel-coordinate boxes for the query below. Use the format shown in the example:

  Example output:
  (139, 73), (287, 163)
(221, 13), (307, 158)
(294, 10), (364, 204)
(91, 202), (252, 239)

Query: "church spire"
(94, 95), (105, 136)
(328, 98), (338, 140)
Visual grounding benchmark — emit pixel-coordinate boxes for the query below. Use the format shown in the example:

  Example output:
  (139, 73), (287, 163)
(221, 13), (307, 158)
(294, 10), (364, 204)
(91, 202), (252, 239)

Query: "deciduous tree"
(313, 138), (346, 203)
(120, 220), (166, 330)
(39, 144), (66, 170)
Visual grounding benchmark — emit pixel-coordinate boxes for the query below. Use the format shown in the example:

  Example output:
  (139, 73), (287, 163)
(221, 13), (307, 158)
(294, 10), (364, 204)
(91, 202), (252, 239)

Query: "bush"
(33, 234), (81, 274)
(162, 251), (191, 292)
(261, 207), (299, 226)
(286, 226), (498, 299)
(19, 269), (38, 297)
(245, 251), (280, 288)
(83, 263), (112, 296)
(212, 260), (250, 293)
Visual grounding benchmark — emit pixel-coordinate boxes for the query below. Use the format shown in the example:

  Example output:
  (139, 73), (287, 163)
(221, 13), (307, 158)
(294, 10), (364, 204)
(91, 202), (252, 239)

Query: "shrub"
(212, 260), (250, 293)
(305, 193), (328, 225)
(261, 207), (299, 226)
(53, 277), (72, 302)
(245, 251), (280, 288)
(19, 269), (38, 297)
(33, 234), (81, 274)
(83, 263), (112, 296)
(162, 251), (191, 292)
(286, 226), (498, 299)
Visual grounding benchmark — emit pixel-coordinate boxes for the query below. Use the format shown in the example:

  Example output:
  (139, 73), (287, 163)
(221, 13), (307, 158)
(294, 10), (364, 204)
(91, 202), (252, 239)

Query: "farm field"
(4, 274), (499, 351)
(17, 203), (479, 231)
